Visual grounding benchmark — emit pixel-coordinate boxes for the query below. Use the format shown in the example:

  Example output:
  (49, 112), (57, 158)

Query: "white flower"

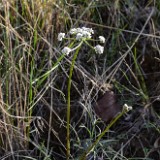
(94, 45), (104, 54)
(58, 33), (65, 41)
(76, 33), (83, 40)
(70, 28), (78, 34)
(62, 47), (71, 55)
(82, 27), (94, 34)
(69, 27), (94, 40)
(81, 30), (92, 39)
(99, 36), (105, 43)
(77, 28), (83, 33)
(123, 104), (132, 112)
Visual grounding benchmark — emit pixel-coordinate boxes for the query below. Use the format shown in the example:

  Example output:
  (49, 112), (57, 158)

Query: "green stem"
(67, 42), (83, 159)
(32, 53), (66, 85)
(80, 110), (126, 160)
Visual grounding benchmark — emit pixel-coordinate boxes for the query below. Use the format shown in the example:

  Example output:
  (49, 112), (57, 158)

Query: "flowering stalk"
(79, 104), (132, 160)
(58, 27), (106, 159)
(67, 41), (83, 159)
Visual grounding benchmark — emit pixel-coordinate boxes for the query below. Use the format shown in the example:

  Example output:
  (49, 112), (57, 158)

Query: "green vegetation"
(0, 0), (159, 159)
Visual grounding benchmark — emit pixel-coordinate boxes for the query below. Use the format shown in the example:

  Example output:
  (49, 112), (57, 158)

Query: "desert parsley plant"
(58, 27), (133, 159)
(58, 26), (105, 159)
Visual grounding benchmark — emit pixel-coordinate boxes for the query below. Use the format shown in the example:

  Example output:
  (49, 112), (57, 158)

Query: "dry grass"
(0, 0), (160, 159)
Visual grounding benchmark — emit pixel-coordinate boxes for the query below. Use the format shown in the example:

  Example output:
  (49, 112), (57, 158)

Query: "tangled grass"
(0, 0), (160, 159)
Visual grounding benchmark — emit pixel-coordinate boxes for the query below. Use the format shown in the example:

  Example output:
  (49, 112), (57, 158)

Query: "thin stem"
(67, 41), (83, 159)
(80, 110), (126, 160)
(32, 53), (66, 85)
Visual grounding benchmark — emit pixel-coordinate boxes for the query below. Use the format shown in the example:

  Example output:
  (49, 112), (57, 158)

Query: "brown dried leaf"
(94, 91), (121, 123)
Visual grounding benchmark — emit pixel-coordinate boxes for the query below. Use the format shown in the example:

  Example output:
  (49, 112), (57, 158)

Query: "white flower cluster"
(123, 104), (132, 112)
(70, 27), (94, 41)
(62, 47), (71, 55)
(58, 27), (106, 55)
(99, 36), (105, 43)
(70, 27), (94, 35)
(58, 32), (65, 41)
(94, 45), (104, 54)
